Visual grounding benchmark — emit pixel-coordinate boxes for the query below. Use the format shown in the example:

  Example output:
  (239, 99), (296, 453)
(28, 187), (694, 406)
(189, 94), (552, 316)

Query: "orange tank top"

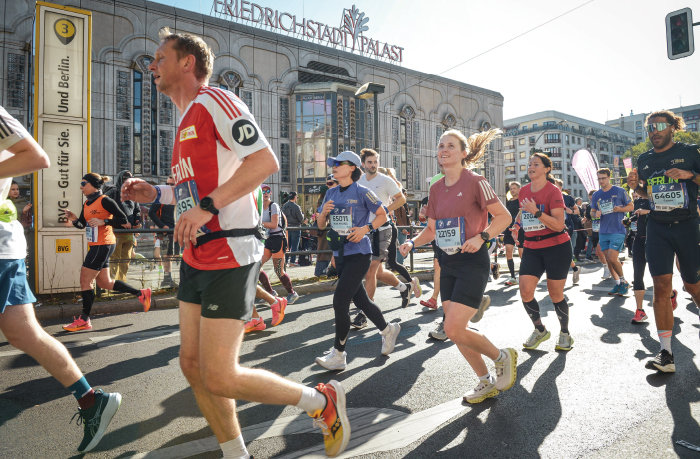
(83, 195), (115, 246)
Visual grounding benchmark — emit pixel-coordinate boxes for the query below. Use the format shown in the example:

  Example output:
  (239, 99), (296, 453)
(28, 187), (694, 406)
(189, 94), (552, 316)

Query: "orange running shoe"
(271, 297), (288, 327)
(138, 288), (152, 312)
(309, 380), (350, 457)
(244, 317), (266, 333)
(63, 316), (92, 332)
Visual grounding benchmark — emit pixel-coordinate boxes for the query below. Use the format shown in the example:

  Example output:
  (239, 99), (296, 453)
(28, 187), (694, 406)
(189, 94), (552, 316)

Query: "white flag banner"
(572, 149), (599, 194)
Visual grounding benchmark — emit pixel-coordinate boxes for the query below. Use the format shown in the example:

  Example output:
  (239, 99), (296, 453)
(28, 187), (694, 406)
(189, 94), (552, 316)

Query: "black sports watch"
(534, 210), (543, 219)
(480, 231), (490, 242)
(199, 196), (219, 215)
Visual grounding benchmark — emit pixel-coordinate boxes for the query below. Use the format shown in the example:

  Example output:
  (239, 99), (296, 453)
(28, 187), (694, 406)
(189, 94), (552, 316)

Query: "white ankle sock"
(297, 386), (326, 414)
(220, 435), (249, 458)
(397, 282), (407, 292)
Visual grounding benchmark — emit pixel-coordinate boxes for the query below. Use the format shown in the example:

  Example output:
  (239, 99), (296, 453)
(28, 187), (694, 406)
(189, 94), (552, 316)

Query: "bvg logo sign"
(54, 18), (76, 45)
(56, 239), (71, 253)
(232, 120), (259, 146)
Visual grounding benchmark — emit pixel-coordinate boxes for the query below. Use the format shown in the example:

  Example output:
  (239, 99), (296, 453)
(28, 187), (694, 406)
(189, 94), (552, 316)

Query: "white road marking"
(128, 397), (468, 458)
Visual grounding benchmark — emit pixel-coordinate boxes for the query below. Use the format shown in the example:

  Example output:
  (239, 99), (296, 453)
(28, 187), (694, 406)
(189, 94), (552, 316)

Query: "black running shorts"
(645, 217), (700, 283)
(177, 260), (261, 320)
(83, 244), (116, 271)
(371, 225), (392, 261)
(438, 244), (489, 308)
(264, 234), (287, 254)
(520, 241), (572, 280)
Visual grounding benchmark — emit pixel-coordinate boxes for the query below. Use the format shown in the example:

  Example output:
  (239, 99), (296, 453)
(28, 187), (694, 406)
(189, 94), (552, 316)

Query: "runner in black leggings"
(314, 151), (401, 371)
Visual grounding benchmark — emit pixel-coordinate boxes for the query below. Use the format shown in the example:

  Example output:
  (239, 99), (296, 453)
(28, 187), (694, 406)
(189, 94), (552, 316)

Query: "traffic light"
(665, 7), (695, 60)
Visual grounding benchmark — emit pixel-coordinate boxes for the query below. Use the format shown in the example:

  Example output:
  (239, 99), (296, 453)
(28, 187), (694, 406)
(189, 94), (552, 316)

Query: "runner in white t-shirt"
(350, 149), (418, 329)
(0, 105), (121, 453)
(121, 29), (349, 458)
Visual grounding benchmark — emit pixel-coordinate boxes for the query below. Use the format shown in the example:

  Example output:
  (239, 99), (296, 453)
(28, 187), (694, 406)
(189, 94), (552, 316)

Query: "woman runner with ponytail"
(511, 153), (574, 351)
(400, 128), (517, 404)
(62, 173), (151, 331)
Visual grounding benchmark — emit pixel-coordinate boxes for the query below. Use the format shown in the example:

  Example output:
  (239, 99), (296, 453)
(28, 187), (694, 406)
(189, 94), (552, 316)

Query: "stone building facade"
(2, 0), (505, 212)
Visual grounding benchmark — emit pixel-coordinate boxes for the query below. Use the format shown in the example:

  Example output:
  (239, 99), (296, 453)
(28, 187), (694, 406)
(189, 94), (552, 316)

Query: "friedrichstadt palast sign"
(212, 1), (404, 62)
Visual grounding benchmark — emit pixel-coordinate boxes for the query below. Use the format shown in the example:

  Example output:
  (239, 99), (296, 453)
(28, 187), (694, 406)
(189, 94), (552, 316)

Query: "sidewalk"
(34, 250), (439, 321)
(34, 249), (610, 322)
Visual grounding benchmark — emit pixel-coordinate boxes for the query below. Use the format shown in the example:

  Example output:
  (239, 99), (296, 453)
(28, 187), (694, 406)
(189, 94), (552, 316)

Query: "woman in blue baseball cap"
(314, 151), (401, 371)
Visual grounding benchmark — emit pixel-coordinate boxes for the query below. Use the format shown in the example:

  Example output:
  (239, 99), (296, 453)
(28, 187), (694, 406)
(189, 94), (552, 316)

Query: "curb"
(35, 271), (437, 322)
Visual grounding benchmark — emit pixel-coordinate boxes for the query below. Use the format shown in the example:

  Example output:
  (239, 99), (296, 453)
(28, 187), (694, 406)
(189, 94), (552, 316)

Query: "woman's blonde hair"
(441, 128), (502, 167)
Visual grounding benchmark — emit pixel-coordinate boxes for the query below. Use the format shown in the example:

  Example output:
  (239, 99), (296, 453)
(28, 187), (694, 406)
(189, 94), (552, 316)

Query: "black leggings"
(386, 224), (412, 283)
(632, 235), (646, 291)
(333, 253), (388, 351)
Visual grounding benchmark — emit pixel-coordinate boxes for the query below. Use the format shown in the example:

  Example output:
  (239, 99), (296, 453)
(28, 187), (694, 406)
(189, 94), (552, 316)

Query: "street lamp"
(355, 82), (385, 150)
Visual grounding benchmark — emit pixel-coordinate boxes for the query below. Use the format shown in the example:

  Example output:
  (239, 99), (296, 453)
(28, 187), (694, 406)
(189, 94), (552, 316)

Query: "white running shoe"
(572, 268), (580, 285)
(463, 379), (499, 404)
(470, 295), (491, 323)
(601, 267), (611, 279)
(523, 329), (551, 349)
(381, 322), (401, 355)
(494, 348), (518, 391)
(411, 277), (422, 298)
(429, 321), (448, 341)
(315, 347), (347, 371)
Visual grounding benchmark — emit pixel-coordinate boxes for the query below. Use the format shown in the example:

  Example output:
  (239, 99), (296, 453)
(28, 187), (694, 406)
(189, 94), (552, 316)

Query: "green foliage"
(623, 131), (700, 164)
(622, 131), (700, 164)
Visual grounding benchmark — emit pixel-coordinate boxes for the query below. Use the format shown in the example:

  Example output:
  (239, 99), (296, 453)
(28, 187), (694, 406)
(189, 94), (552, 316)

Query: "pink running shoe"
(63, 316), (92, 332)
(245, 317), (266, 333)
(271, 297), (288, 327)
(420, 297), (438, 310)
(670, 289), (678, 311)
(631, 309), (648, 323)
(138, 288), (152, 312)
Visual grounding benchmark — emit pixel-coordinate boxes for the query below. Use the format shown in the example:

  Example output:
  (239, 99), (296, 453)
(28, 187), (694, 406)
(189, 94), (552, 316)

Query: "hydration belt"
(524, 230), (566, 242)
(195, 225), (266, 247)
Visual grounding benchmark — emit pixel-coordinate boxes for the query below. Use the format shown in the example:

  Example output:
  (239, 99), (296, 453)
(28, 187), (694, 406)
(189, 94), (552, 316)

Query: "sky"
(158, 0), (700, 124)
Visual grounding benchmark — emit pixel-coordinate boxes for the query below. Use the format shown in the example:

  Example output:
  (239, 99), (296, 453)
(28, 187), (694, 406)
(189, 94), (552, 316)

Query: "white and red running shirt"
(171, 85), (270, 270)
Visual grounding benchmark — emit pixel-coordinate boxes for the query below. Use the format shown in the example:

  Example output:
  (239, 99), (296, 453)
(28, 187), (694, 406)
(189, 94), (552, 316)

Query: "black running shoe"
(645, 349), (675, 373)
(491, 263), (500, 280)
(401, 284), (411, 308)
(351, 311), (367, 329)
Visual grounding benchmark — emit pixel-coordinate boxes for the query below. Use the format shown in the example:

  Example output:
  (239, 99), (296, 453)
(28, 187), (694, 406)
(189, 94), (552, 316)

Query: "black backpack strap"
(195, 226), (265, 247)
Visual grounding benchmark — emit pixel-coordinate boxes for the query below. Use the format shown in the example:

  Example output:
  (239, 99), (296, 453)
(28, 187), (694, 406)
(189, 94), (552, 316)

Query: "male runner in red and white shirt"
(122, 29), (349, 458)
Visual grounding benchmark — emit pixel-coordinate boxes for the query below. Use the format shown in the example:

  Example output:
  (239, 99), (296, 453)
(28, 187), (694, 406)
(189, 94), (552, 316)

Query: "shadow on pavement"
(404, 351), (568, 457)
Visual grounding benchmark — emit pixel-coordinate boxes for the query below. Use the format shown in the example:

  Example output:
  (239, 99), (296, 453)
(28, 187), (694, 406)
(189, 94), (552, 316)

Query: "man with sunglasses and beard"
(627, 110), (700, 373)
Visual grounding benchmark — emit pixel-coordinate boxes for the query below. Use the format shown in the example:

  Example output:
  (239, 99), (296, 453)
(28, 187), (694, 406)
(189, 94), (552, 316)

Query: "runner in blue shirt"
(591, 168), (633, 295)
(315, 151), (401, 371)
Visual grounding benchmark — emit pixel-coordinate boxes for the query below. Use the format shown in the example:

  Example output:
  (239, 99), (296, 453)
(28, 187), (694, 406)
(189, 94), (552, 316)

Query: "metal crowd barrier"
(113, 224), (434, 272)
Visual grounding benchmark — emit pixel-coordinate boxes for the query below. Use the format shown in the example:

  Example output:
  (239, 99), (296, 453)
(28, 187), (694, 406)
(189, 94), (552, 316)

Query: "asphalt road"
(1, 263), (699, 458)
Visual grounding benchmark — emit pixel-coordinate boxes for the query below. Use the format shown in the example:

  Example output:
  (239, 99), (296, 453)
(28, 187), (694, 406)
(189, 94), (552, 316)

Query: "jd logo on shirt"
(232, 120), (258, 146)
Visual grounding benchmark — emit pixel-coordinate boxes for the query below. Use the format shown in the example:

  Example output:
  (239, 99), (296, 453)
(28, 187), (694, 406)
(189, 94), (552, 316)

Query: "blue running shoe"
(608, 284), (620, 295)
(617, 282), (629, 296)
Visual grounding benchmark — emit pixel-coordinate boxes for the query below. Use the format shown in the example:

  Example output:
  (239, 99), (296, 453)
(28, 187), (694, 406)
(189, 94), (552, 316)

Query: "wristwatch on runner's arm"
(199, 196), (219, 215)
(480, 231), (490, 242)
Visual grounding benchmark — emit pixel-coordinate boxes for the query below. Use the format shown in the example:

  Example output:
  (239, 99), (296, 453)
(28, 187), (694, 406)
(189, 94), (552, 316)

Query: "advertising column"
(34, 2), (91, 293)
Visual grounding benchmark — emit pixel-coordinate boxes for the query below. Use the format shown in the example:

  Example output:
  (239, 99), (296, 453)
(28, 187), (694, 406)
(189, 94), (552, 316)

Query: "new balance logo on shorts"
(207, 304), (219, 311)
